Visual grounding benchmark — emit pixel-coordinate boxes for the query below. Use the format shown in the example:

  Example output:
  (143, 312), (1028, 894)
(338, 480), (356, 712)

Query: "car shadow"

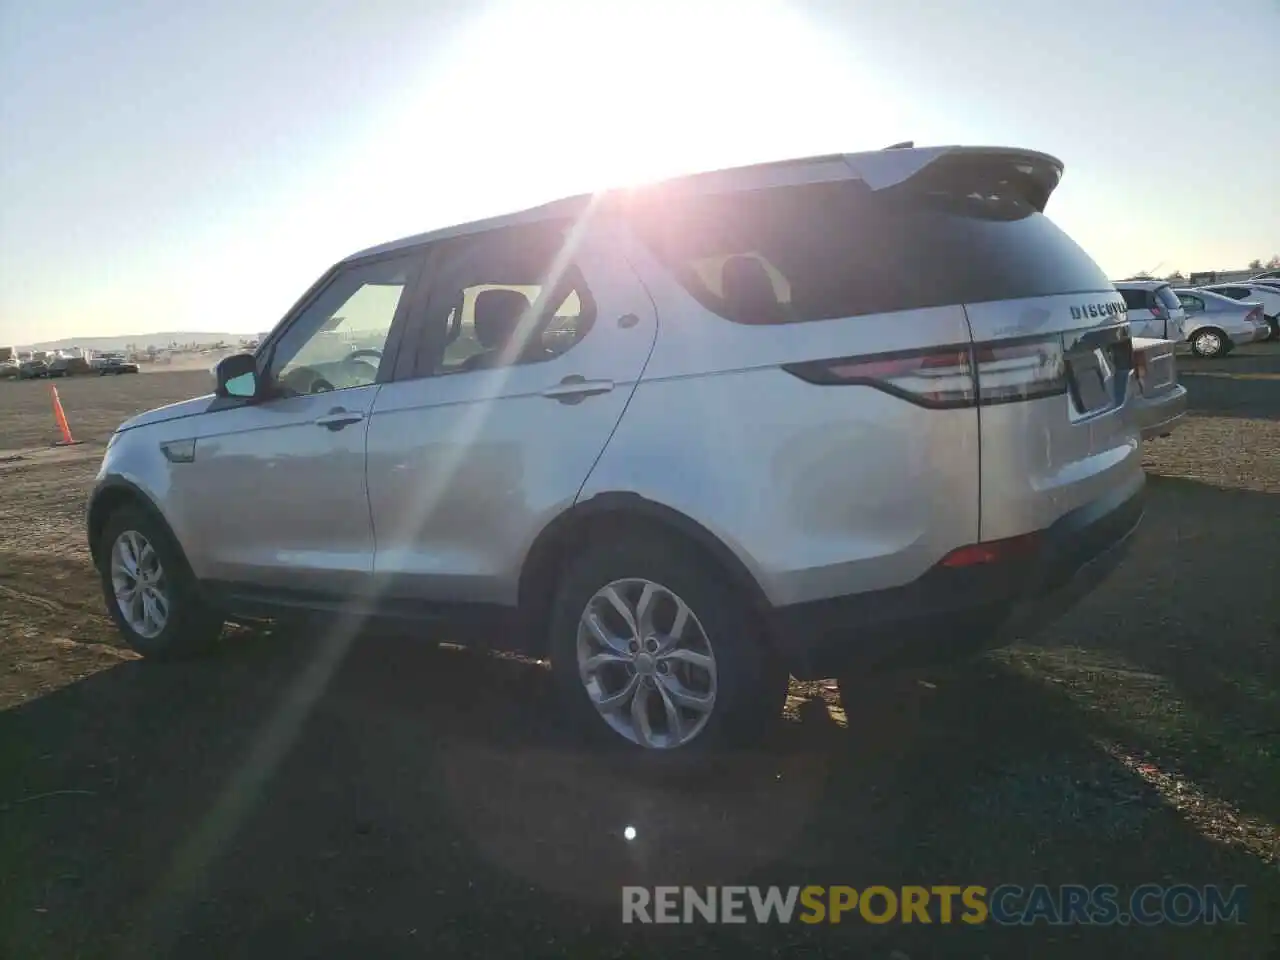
(2, 609), (1276, 960)
(1008, 474), (1280, 829)
(1178, 341), (1280, 422)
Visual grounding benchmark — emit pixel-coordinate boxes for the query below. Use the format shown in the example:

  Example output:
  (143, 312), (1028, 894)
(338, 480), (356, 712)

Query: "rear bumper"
(1133, 383), (1187, 440)
(768, 473), (1144, 679)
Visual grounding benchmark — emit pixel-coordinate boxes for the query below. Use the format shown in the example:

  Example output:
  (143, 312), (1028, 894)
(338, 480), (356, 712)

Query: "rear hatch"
(1151, 283), (1188, 339)
(864, 149), (1143, 541)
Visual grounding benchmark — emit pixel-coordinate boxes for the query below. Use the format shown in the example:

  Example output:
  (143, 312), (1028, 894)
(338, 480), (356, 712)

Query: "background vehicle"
(1114, 280), (1188, 341)
(0, 346), (18, 378)
(18, 358), (49, 379)
(1250, 269), (1280, 281)
(1173, 288), (1268, 356)
(1198, 282), (1280, 341)
(47, 352), (71, 377)
(1129, 337), (1186, 440)
(88, 145), (1145, 756)
(98, 353), (140, 375)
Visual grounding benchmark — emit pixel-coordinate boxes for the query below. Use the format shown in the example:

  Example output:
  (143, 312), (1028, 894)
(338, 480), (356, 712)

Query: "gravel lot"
(1, 351), (1277, 959)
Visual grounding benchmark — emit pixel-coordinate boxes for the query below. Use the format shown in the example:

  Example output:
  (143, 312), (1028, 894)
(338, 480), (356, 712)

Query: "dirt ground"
(1, 354), (1277, 959)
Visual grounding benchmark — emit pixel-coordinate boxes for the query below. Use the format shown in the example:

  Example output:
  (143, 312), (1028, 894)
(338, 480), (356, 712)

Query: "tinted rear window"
(1119, 289), (1149, 310)
(1154, 285), (1182, 312)
(627, 179), (1112, 324)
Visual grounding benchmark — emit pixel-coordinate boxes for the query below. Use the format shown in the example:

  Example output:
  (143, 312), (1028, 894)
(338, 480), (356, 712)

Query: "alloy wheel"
(110, 530), (170, 639)
(576, 578), (717, 749)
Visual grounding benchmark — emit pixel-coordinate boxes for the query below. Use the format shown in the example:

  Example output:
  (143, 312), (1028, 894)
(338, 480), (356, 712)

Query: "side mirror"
(214, 353), (260, 399)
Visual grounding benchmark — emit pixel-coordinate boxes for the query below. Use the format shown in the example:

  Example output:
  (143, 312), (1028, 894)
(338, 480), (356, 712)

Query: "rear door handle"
(541, 376), (614, 404)
(313, 409), (365, 431)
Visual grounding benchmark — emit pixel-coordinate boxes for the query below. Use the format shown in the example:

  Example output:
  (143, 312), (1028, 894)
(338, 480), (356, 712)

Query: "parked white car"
(1114, 280), (1188, 341)
(1198, 282), (1280, 341)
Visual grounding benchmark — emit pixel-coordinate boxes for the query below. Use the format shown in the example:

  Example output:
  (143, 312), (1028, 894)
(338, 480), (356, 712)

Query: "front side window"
(417, 224), (596, 376)
(268, 254), (420, 396)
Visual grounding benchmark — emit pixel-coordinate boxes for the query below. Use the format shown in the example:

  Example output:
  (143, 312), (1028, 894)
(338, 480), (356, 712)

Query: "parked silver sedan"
(1172, 288), (1269, 357)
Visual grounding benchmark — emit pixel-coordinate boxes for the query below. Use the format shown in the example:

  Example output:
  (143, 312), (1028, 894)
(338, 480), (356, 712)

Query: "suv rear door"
(877, 151), (1142, 540)
(365, 219), (658, 611)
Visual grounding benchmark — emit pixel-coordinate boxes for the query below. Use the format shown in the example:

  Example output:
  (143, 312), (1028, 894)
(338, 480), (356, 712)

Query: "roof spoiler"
(846, 146), (1065, 212)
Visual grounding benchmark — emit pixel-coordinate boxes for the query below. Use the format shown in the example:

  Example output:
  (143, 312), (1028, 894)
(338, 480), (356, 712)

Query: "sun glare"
(358, 0), (897, 230)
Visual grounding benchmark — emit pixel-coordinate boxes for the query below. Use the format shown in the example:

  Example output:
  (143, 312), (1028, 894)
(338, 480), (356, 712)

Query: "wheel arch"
(87, 478), (192, 575)
(516, 493), (772, 657)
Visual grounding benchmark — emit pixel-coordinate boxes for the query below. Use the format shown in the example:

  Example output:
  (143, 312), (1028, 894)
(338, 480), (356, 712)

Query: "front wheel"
(548, 533), (787, 756)
(1189, 328), (1228, 358)
(98, 505), (225, 659)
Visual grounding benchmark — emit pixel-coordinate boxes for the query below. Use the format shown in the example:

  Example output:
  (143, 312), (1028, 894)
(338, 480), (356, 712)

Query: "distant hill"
(23, 332), (248, 352)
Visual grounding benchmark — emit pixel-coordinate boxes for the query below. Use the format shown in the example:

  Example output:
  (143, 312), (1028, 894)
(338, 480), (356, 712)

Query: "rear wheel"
(98, 505), (224, 659)
(548, 532), (787, 757)
(1189, 328), (1227, 358)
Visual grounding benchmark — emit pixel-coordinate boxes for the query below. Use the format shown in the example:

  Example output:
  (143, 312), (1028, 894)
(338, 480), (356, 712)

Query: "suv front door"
(183, 252), (426, 599)
(365, 219), (658, 615)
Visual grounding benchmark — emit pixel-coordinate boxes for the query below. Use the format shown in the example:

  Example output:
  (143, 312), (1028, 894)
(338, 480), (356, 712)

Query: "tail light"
(782, 336), (1066, 408)
(972, 339), (1067, 404)
(1247, 307), (1262, 323)
(782, 347), (975, 407)
(1149, 302), (1165, 321)
(1133, 349), (1149, 390)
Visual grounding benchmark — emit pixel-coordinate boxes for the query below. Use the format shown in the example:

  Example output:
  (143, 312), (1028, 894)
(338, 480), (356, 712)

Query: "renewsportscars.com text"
(622, 884), (1248, 926)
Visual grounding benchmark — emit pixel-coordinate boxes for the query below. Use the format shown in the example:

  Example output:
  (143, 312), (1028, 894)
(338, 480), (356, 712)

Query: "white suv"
(88, 145), (1145, 754)
(1113, 280), (1190, 343)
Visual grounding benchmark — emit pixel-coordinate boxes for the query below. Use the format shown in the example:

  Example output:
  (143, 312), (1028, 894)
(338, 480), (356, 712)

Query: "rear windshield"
(1119, 289), (1149, 311)
(626, 178), (1112, 324)
(1154, 285), (1182, 312)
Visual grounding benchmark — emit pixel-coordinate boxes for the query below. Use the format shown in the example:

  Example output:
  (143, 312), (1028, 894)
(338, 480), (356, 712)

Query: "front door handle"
(313, 408), (365, 431)
(542, 376), (615, 404)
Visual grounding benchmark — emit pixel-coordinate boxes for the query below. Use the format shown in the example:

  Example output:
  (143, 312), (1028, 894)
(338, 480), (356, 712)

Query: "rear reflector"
(939, 533), (1040, 568)
(782, 336), (1067, 408)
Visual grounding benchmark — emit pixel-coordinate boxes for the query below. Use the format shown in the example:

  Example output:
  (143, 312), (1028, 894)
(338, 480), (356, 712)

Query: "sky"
(1, 0), (1277, 346)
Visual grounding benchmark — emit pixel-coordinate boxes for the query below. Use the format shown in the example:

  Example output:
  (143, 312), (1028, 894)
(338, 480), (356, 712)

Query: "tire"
(1189, 327), (1228, 358)
(547, 531), (787, 758)
(97, 504), (224, 659)
(1267, 316), (1279, 342)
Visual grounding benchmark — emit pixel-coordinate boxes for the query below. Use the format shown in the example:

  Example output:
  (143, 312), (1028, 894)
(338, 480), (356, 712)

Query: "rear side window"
(1119, 289), (1149, 311)
(626, 178), (1112, 324)
(1214, 286), (1250, 299)
(1154, 285), (1182, 312)
(411, 223), (597, 377)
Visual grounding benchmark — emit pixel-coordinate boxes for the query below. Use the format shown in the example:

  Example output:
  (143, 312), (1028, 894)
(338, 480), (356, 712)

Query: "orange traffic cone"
(50, 384), (79, 446)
